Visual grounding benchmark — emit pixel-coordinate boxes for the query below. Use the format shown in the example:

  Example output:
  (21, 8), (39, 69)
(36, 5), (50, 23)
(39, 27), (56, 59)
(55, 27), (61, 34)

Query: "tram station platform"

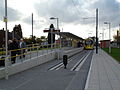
(85, 49), (120, 90)
(0, 48), (120, 90)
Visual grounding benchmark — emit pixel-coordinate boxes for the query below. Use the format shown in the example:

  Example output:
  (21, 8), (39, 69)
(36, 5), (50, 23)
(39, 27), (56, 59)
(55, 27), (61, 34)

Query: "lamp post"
(104, 22), (111, 39)
(50, 17), (60, 47)
(4, 0), (8, 79)
(96, 8), (98, 54)
(50, 17), (61, 59)
(82, 9), (98, 54)
(104, 22), (111, 53)
(102, 28), (105, 40)
(50, 17), (59, 29)
(32, 13), (33, 43)
(99, 33), (102, 40)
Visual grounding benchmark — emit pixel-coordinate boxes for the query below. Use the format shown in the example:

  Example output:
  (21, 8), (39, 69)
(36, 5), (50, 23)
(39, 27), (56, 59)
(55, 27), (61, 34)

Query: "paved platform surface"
(85, 49), (120, 90)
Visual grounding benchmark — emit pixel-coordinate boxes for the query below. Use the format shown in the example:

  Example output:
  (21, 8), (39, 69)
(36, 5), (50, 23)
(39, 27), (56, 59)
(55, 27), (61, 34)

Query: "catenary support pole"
(96, 8), (98, 54)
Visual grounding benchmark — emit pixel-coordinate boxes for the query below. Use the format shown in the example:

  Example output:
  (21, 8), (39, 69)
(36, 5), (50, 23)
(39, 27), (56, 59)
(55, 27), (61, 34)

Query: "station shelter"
(53, 32), (84, 48)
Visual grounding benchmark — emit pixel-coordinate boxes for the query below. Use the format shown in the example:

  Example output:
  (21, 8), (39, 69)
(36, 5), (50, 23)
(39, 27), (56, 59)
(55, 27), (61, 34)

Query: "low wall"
(0, 47), (83, 79)
(0, 51), (56, 79)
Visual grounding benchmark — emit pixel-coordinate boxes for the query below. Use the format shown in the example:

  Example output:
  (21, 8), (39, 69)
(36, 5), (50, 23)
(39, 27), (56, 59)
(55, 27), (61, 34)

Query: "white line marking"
(75, 51), (91, 71)
(13, 79), (33, 90)
(49, 63), (63, 70)
(70, 51), (91, 71)
(70, 56), (85, 71)
(49, 55), (78, 70)
(84, 52), (94, 90)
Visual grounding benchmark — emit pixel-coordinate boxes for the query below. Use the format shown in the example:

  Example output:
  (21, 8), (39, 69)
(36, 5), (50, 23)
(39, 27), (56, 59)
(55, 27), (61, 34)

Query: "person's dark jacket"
(9, 41), (19, 54)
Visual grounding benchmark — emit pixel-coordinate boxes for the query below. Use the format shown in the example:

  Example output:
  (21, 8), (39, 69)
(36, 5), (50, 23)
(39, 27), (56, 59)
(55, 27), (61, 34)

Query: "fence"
(0, 43), (61, 66)
(0, 43), (82, 79)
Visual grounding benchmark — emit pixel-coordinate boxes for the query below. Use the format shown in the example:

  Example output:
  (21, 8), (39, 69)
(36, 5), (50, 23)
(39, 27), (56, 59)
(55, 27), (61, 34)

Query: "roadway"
(0, 50), (93, 90)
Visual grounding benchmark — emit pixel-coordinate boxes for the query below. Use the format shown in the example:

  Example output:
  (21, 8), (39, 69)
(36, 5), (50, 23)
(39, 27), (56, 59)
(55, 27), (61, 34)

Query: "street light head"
(50, 17), (56, 20)
(104, 22), (108, 24)
(104, 22), (110, 24)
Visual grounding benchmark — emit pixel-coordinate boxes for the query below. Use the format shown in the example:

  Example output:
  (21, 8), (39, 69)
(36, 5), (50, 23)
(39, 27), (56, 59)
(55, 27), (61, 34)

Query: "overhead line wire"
(71, 0), (81, 16)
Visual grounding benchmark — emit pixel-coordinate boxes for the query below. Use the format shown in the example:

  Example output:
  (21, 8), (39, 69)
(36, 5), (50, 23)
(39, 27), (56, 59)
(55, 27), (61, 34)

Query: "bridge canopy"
(51, 32), (84, 41)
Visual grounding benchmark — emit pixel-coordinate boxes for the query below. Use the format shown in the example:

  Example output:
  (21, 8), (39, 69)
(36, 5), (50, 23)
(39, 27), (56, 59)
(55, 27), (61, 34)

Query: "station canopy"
(51, 32), (84, 41)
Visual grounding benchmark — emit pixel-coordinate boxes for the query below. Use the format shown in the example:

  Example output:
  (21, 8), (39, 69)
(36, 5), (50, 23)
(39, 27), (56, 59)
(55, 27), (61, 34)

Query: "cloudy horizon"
(0, 0), (120, 40)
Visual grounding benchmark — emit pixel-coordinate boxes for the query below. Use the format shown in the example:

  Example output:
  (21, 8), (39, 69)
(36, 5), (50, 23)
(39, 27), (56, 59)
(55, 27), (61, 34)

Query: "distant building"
(0, 28), (5, 47)
(0, 28), (12, 48)
(0, 24), (23, 48)
(100, 40), (110, 48)
(13, 24), (23, 40)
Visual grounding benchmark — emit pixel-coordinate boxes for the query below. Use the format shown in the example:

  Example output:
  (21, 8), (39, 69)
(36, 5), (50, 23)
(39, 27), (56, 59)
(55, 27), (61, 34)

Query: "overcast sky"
(0, 0), (120, 40)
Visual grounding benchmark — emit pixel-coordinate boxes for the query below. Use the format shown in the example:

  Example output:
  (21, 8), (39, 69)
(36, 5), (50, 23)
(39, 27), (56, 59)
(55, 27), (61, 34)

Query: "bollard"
(63, 55), (68, 69)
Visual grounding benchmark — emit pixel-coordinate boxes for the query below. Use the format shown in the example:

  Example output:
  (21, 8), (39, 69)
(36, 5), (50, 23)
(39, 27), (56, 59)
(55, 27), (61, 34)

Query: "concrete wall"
(0, 51), (56, 79)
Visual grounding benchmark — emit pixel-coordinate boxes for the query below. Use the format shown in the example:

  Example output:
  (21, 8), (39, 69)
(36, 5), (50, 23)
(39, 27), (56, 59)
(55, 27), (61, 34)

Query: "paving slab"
(85, 49), (120, 90)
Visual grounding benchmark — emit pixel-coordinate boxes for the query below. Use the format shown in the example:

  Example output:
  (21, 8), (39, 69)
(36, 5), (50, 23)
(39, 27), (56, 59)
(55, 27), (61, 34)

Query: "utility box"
(63, 55), (68, 69)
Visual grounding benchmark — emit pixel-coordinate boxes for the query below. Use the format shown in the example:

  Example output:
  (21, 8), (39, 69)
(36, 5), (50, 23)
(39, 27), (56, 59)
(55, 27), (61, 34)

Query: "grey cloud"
(0, 0), (5, 20)
(34, 0), (120, 28)
(89, 0), (120, 27)
(22, 15), (47, 31)
(7, 8), (22, 22)
(0, 0), (22, 22)
(22, 16), (31, 25)
(34, 0), (88, 24)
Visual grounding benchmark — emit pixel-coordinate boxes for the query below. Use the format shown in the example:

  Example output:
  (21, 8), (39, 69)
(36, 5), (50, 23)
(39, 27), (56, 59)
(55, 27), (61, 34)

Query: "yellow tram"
(84, 38), (94, 50)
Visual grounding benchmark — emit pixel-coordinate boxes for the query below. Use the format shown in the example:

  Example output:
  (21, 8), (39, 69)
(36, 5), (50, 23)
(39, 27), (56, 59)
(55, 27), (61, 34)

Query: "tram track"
(48, 50), (91, 71)
(71, 51), (92, 71)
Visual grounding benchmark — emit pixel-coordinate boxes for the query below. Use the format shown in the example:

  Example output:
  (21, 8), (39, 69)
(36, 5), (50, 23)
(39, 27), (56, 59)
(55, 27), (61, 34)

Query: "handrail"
(0, 43), (60, 61)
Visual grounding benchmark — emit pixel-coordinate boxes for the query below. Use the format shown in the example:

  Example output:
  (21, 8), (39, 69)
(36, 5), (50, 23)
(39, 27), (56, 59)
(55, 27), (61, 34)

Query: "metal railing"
(0, 43), (61, 66)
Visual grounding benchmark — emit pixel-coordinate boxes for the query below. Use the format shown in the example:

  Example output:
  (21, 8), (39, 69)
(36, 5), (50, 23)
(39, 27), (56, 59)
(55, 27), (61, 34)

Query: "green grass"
(102, 48), (120, 62)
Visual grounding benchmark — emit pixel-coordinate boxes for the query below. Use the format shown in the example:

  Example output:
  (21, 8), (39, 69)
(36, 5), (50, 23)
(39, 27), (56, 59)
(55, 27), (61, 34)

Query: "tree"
(23, 35), (47, 45)
(40, 36), (46, 42)
(13, 24), (23, 40)
(113, 34), (120, 47)
(113, 35), (120, 42)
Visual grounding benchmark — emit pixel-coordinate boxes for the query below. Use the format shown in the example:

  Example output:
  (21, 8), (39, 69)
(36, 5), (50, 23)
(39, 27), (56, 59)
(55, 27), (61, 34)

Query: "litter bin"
(63, 55), (68, 69)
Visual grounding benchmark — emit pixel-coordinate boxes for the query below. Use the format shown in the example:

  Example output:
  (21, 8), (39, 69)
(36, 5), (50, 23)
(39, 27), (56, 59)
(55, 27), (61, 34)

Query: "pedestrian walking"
(8, 40), (12, 50)
(9, 38), (19, 64)
(19, 38), (26, 59)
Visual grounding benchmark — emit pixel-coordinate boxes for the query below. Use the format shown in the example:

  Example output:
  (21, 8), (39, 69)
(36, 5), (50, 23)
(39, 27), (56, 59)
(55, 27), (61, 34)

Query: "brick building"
(0, 28), (13, 48)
